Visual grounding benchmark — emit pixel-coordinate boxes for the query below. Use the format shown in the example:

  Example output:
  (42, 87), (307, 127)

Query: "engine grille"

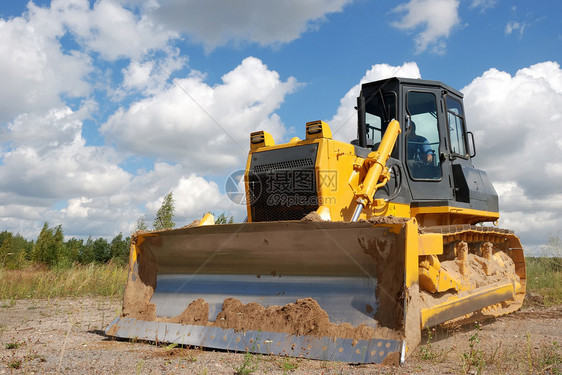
(252, 158), (314, 173)
(249, 144), (319, 222)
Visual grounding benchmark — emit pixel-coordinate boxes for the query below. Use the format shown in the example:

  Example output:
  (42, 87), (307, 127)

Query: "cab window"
(406, 91), (442, 180)
(446, 96), (468, 157)
(364, 92), (398, 158)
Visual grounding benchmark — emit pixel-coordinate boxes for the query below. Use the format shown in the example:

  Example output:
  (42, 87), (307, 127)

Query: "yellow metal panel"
(305, 120), (333, 140)
(314, 138), (361, 222)
(373, 202), (411, 218)
(250, 130), (275, 150)
(419, 255), (462, 293)
(404, 219), (419, 287)
(244, 151), (254, 221)
(418, 233), (443, 255)
(411, 205), (500, 220)
(420, 283), (515, 328)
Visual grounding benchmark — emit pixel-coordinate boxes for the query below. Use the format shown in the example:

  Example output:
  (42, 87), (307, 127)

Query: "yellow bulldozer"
(106, 77), (525, 364)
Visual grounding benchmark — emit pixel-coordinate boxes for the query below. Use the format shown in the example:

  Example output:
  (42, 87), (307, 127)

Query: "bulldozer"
(106, 77), (526, 364)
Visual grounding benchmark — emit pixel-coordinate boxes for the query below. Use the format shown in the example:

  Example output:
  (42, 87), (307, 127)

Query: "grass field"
(0, 262), (127, 301)
(525, 257), (562, 306)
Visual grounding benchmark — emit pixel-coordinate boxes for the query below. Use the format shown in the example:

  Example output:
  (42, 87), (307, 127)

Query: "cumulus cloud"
(102, 57), (299, 173)
(0, 107), (131, 200)
(462, 62), (562, 250)
(148, 0), (352, 51)
(50, 0), (177, 61)
(327, 62), (421, 143)
(0, 0), (182, 124)
(0, 105), (136, 238)
(146, 173), (243, 223)
(118, 48), (188, 99)
(392, 0), (460, 54)
(0, 4), (92, 123)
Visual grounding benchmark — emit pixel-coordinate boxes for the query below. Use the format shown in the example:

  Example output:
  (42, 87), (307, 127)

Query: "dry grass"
(0, 262), (127, 300)
(526, 257), (562, 306)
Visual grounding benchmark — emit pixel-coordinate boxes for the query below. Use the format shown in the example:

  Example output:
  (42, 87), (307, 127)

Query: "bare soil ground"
(0, 297), (560, 374)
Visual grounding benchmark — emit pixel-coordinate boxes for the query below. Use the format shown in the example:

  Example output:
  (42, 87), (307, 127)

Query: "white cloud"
(0, 205), (43, 221)
(0, 3), (92, 123)
(102, 57), (299, 174)
(327, 62), (421, 143)
(119, 48), (188, 98)
(145, 173), (242, 223)
(3, 102), (95, 149)
(0, 104), (137, 237)
(51, 0), (177, 61)
(0, 0), (182, 124)
(505, 21), (527, 37)
(63, 197), (93, 218)
(463, 61), (562, 250)
(0, 107), (131, 200)
(0, 107), (129, 230)
(148, 0), (352, 51)
(470, 0), (497, 11)
(392, 0), (460, 54)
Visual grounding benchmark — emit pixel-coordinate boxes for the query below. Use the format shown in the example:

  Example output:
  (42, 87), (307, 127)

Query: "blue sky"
(0, 0), (560, 255)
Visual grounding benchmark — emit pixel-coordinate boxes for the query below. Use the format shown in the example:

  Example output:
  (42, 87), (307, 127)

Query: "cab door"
(402, 87), (455, 202)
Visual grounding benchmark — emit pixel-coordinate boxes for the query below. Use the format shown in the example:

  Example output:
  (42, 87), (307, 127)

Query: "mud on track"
(1, 297), (560, 374)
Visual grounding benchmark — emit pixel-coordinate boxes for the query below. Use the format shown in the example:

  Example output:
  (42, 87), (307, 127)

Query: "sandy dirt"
(0, 297), (560, 374)
(212, 297), (401, 341)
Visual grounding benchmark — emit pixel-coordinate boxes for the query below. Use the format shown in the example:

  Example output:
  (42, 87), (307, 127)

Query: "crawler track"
(424, 224), (526, 320)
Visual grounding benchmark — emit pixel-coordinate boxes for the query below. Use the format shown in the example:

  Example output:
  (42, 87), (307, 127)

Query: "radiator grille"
(252, 158), (314, 173)
(249, 145), (319, 222)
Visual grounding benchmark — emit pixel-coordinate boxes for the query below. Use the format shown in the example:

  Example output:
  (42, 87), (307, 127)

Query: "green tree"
(92, 237), (111, 263)
(32, 223), (50, 264)
(63, 238), (84, 265)
(32, 222), (63, 267)
(110, 233), (130, 265)
(0, 233), (13, 268)
(80, 237), (96, 264)
(53, 225), (64, 261)
(135, 215), (149, 231)
(543, 233), (561, 271)
(2, 233), (31, 269)
(153, 191), (175, 230)
(79, 237), (111, 264)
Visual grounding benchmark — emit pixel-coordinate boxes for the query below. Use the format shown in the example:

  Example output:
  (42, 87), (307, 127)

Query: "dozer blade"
(106, 220), (415, 364)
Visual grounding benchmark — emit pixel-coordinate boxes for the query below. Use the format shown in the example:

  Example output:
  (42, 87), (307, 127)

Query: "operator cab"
(356, 77), (498, 218)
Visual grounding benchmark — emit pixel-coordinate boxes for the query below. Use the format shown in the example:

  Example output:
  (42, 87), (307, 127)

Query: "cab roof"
(361, 77), (464, 98)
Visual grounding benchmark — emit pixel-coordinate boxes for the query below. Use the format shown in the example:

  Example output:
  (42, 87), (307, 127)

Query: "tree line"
(0, 224), (130, 270)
